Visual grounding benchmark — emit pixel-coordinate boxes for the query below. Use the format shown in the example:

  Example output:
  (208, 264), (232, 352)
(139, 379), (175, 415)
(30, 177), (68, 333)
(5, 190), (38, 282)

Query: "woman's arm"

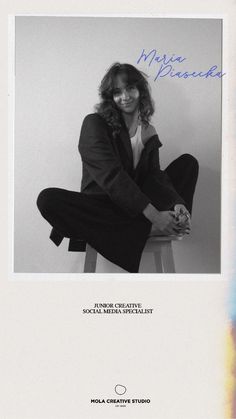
(143, 203), (183, 235)
(79, 114), (151, 217)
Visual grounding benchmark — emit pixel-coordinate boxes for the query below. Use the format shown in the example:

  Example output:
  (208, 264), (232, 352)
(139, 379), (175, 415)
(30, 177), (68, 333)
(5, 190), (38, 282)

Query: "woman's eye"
(113, 89), (121, 96)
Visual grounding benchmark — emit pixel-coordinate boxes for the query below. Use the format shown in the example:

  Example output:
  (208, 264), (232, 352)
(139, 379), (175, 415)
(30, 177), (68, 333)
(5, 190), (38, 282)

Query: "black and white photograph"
(12, 16), (223, 273)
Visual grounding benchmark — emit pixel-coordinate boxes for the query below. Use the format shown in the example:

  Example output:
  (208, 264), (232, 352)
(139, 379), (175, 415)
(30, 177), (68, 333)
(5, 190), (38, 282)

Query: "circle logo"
(115, 384), (127, 395)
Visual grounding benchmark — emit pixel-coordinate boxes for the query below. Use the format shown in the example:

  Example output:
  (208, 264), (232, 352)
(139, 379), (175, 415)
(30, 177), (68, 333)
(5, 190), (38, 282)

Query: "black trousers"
(37, 154), (199, 272)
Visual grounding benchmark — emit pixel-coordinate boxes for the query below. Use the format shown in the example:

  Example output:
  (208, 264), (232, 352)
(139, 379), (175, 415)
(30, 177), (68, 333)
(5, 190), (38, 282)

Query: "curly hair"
(95, 62), (155, 137)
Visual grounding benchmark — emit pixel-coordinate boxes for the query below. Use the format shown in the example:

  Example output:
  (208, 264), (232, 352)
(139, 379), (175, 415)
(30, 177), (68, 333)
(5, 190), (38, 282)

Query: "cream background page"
(0, 1), (236, 419)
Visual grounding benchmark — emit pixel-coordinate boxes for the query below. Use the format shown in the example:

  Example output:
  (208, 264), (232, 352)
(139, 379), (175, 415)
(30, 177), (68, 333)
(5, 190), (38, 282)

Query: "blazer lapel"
(118, 121), (134, 171)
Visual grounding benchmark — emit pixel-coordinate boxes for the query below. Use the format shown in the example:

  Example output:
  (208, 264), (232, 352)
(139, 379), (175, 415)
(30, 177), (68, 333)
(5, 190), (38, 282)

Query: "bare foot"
(149, 224), (186, 237)
(149, 225), (182, 237)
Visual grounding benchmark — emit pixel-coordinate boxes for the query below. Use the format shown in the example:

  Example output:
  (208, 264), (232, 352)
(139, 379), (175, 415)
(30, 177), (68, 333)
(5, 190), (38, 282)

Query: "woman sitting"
(37, 62), (199, 272)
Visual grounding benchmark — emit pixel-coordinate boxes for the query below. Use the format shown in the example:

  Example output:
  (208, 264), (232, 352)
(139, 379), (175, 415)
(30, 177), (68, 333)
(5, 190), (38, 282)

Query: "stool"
(83, 235), (183, 273)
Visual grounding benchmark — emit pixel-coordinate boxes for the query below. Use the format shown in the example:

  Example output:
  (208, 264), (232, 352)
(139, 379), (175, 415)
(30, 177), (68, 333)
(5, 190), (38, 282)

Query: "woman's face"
(112, 74), (140, 115)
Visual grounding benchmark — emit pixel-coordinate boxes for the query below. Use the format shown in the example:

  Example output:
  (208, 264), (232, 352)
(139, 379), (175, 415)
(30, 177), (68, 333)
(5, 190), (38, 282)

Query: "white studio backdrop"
(13, 16), (222, 273)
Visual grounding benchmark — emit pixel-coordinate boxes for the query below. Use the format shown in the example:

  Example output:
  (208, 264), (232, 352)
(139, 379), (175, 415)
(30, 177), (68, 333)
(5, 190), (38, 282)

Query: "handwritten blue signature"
(137, 49), (226, 81)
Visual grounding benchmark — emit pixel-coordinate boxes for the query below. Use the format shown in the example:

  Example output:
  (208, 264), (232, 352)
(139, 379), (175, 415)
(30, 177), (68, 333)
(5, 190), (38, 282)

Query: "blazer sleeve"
(148, 136), (185, 206)
(78, 114), (151, 217)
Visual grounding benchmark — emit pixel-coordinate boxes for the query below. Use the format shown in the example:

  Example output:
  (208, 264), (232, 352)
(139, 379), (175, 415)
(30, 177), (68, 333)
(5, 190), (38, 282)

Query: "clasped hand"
(174, 204), (191, 235)
(151, 204), (191, 236)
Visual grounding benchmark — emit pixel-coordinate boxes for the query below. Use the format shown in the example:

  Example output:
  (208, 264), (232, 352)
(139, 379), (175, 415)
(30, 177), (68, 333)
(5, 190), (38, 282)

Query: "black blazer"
(78, 113), (184, 217)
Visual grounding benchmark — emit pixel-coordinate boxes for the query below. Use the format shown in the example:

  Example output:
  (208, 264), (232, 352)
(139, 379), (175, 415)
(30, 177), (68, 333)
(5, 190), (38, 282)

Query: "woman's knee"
(179, 153), (199, 173)
(36, 187), (61, 215)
